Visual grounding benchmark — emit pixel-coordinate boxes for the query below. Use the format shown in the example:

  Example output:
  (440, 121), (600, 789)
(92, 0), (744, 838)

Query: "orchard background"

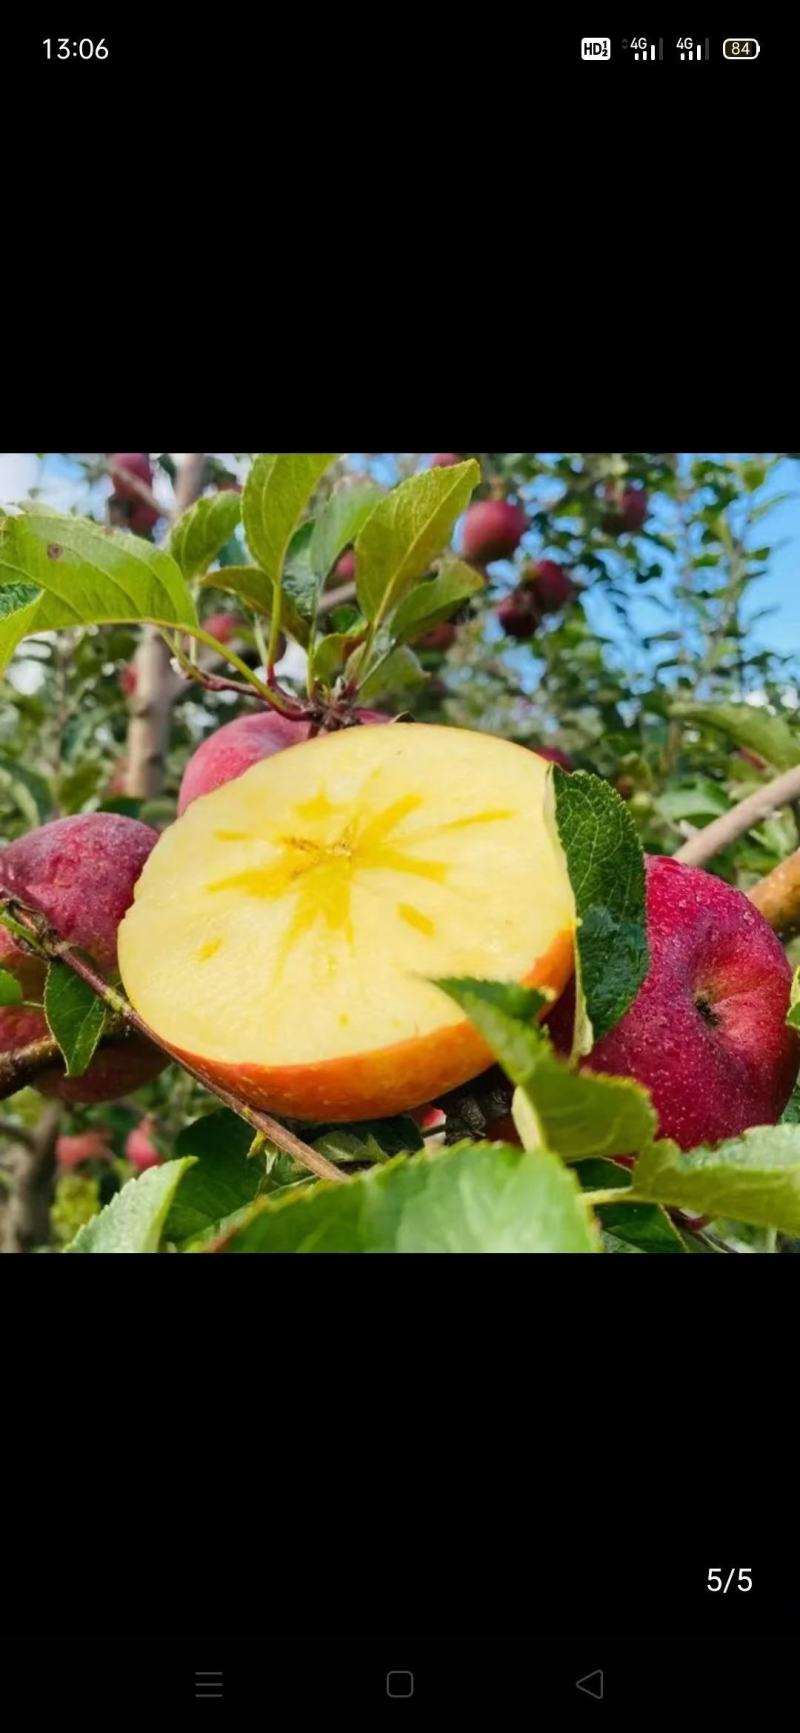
(2, 451), (800, 1254)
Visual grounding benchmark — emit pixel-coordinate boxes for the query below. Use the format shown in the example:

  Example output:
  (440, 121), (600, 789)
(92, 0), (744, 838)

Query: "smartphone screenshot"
(1, 16), (794, 1722)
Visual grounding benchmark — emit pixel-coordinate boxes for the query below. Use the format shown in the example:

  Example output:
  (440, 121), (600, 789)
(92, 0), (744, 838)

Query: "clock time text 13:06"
(43, 39), (109, 58)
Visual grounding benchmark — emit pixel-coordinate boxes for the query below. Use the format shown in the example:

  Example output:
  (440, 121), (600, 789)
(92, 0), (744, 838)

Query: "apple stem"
(0, 899), (346, 1187)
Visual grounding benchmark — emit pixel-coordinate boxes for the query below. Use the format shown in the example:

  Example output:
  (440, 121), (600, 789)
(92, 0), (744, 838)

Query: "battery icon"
(722, 38), (760, 58)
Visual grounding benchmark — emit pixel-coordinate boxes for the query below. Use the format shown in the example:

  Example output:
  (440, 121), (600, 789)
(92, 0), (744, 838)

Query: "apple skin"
(533, 746), (574, 771)
(0, 814), (169, 1103)
(203, 611), (244, 645)
(120, 664), (137, 699)
(547, 855), (800, 1153)
(56, 1132), (112, 1169)
(128, 500), (160, 535)
(177, 708), (391, 815)
(521, 559), (575, 613)
(334, 547), (356, 582)
(415, 621), (457, 653)
(0, 814), (160, 972)
(430, 453), (462, 468)
(462, 500), (527, 564)
(496, 594), (537, 639)
(125, 1116), (162, 1171)
(601, 485), (648, 535)
(37, 1037), (168, 1105)
(109, 453), (152, 502)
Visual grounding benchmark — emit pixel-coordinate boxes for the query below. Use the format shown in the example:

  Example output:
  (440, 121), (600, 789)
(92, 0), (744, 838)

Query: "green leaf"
(391, 558), (484, 644)
(164, 1109), (269, 1244)
(44, 964), (106, 1077)
(310, 482), (383, 580)
(655, 780), (730, 823)
(576, 1159), (686, 1253)
(281, 521), (317, 624)
(65, 1158), (196, 1253)
(789, 968), (800, 1033)
(635, 1126), (800, 1235)
(311, 1115), (424, 1166)
(0, 508), (197, 675)
(354, 460), (480, 624)
(670, 700), (800, 772)
(210, 1141), (599, 1253)
(203, 564), (310, 648)
(242, 453), (337, 599)
(312, 631), (358, 687)
(167, 492), (242, 580)
(0, 581), (39, 617)
(435, 978), (656, 1162)
(357, 644), (425, 702)
(0, 967), (23, 1006)
(551, 768), (648, 1052)
(0, 754), (53, 826)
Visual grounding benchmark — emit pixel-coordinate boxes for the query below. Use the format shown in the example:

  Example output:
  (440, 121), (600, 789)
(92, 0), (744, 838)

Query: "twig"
(673, 763), (800, 868)
(1, 900), (346, 1187)
(317, 580), (357, 616)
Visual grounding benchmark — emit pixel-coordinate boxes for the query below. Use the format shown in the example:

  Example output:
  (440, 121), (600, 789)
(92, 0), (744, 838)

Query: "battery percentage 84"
(723, 39), (760, 58)
(707, 1568), (753, 1592)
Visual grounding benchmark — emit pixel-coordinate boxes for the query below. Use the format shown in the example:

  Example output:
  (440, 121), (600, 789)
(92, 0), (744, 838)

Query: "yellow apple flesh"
(118, 724), (575, 1120)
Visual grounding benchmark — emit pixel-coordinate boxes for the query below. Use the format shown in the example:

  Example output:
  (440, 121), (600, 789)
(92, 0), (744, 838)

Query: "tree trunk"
(0, 1102), (62, 1255)
(125, 454), (207, 801)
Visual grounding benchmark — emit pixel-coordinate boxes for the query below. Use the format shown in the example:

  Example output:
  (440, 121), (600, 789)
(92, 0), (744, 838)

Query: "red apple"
(601, 485), (648, 535)
(125, 1116), (162, 1171)
(521, 559), (575, 613)
(334, 547), (356, 582)
(177, 707), (391, 815)
(462, 500), (527, 564)
(129, 499), (160, 535)
(217, 479), (242, 493)
(533, 746), (574, 771)
(430, 453), (462, 468)
(496, 594), (538, 639)
(109, 453), (153, 502)
(204, 611), (244, 645)
(56, 1131), (113, 1169)
(0, 813), (169, 1103)
(120, 664), (137, 699)
(415, 621), (457, 653)
(547, 855), (800, 1153)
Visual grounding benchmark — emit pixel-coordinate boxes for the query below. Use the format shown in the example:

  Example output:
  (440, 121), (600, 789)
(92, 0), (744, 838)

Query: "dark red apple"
(109, 453), (153, 502)
(548, 855), (800, 1153)
(462, 500), (527, 564)
(601, 485), (648, 535)
(129, 499), (160, 535)
(496, 594), (538, 639)
(533, 746), (574, 771)
(521, 559), (575, 613)
(430, 453), (462, 468)
(415, 621), (457, 653)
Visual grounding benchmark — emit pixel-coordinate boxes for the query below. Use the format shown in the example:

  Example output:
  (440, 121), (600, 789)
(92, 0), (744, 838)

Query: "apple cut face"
(118, 723), (575, 1120)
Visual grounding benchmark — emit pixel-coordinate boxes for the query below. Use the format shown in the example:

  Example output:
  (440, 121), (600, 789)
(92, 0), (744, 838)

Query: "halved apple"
(118, 723), (575, 1120)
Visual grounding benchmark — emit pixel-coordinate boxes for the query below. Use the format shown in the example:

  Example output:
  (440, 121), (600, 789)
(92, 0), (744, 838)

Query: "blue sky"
(2, 451), (797, 664)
